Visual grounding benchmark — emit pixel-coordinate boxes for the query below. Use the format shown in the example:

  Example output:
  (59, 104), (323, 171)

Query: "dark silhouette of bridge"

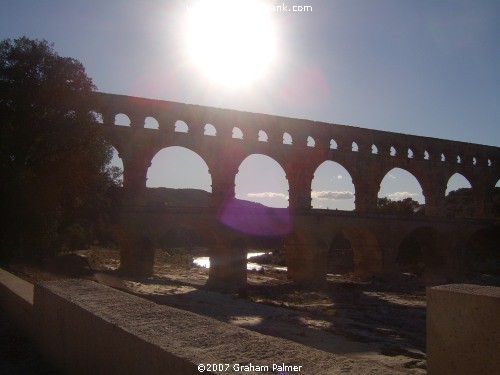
(94, 92), (500, 287)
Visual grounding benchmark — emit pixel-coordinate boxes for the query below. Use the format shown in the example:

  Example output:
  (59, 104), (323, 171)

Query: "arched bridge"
(93, 92), (500, 287)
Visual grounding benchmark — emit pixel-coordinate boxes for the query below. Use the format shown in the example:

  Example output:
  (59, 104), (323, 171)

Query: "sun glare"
(185, 0), (276, 87)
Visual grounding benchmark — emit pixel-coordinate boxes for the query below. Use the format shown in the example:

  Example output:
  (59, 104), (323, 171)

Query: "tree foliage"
(377, 197), (424, 215)
(0, 37), (119, 261)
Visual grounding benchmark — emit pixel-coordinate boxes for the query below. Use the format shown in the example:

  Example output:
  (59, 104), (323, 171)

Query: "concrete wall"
(427, 284), (500, 375)
(0, 268), (34, 339)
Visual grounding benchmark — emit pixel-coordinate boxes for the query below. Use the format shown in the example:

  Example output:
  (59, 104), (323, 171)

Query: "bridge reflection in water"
(93, 92), (500, 289)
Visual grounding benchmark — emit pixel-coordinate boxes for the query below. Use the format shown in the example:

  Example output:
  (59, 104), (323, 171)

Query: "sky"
(2, 0), (499, 209)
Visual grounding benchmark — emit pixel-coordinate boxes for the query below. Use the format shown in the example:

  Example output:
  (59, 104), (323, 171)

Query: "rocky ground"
(6, 247), (432, 373)
(17, 247), (500, 373)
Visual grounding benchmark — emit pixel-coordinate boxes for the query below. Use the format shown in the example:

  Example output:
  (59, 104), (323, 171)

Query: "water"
(193, 252), (287, 272)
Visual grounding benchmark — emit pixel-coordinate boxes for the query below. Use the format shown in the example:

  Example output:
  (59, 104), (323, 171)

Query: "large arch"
(446, 173), (472, 195)
(444, 173), (474, 217)
(235, 154), (289, 208)
(109, 146), (124, 186)
(396, 227), (450, 282)
(378, 168), (425, 213)
(465, 228), (500, 276)
(146, 146), (212, 196)
(311, 161), (355, 211)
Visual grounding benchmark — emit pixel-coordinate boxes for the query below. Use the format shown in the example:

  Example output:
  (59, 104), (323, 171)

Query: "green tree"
(377, 197), (424, 215)
(0, 37), (119, 261)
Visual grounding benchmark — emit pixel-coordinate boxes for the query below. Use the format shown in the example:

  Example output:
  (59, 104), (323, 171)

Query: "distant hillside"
(145, 187), (268, 210)
(146, 187), (211, 206)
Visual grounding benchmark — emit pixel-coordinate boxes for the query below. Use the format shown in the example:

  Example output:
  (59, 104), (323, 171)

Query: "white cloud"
(247, 192), (288, 199)
(312, 191), (354, 200)
(386, 192), (417, 200)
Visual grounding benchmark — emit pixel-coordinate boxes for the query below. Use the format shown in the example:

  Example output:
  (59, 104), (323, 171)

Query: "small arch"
(204, 124), (217, 136)
(352, 142), (358, 152)
(283, 132), (292, 145)
(424, 151), (430, 160)
(174, 120), (189, 133)
(92, 111), (104, 124)
(232, 127), (243, 139)
(408, 148), (414, 158)
(144, 116), (159, 129)
(258, 130), (268, 142)
(390, 146), (396, 156)
(456, 155), (461, 164)
(115, 113), (131, 126)
(472, 157), (477, 166)
(487, 159), (492, 167)
(307, 136), (316, 147)
(330, 139), (338, 149)
(371, 144), (378, 154)
(441, 153), (446, 162)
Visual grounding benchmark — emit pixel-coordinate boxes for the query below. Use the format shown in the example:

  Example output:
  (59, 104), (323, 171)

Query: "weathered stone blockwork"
(34, 279), (389, 374)
(427, 284), (500, 375)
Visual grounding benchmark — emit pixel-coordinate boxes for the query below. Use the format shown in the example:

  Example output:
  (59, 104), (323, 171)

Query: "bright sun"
(185, 0), (276, 87)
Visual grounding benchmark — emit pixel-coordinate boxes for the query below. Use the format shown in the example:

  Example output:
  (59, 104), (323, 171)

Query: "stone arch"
(311, 160), (355, 211)
(232, 127), (243, 139)
(174, 120), (189, 133)
(92, 111), (104, 124)
(424, 150), (430, 160)
(147, 146), (212, 192)
(330, 139), (338, 149)
(234, 154), (289, 208)
(144, 116), (159, 129)
(115, 113), (131, 126)
(204, 123), (217, 136)
(283, 132), (292, 145)
(326, 232), (354, 275)
(445, 173), (472, 196)
(352, 142), (359, 152)
(407, 148), (414, 158)
(378, 167), (425, 208)
(396, 227), (450, 282)
(465, 228), (500, 275)
(109, 146), (124, 186)
(390, 146), (396, 156)
(307, 136), (315, 147)
(444, 173), (474, 218)
(258, 130), (268, 142)
(371, 144), (378, 154)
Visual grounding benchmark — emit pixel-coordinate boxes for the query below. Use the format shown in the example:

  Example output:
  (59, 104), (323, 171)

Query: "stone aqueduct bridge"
(93, 92), (500, 287)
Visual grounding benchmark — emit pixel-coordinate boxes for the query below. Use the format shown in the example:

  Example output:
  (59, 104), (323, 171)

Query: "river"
(193, 252), (287, 272)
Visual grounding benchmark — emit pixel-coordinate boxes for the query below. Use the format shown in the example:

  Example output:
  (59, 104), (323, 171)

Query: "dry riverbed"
(8, 248), (428, 374)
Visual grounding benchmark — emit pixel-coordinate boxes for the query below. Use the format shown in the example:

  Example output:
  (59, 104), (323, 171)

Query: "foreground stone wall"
(427, 284), (500, 375)
(34, 279), (387, 374)
(0, 268), (34, 339)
